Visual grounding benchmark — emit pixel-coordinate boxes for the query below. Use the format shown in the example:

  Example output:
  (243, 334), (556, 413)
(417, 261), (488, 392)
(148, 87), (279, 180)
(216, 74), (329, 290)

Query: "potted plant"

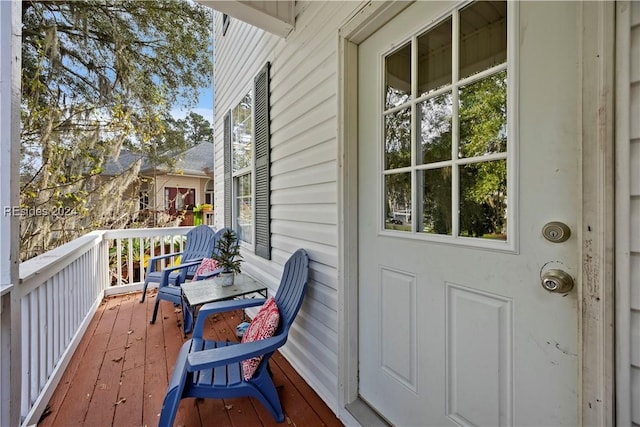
(212, 228), (243, 286)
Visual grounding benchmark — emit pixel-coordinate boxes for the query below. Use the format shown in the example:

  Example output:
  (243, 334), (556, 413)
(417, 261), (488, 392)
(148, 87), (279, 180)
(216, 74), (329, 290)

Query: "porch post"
(0, 0), (22, 426)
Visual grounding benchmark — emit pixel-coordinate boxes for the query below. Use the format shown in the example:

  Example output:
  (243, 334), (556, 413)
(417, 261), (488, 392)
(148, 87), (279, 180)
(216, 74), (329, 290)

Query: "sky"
(170, 86), (215, 123)
(171, 13), (214, 124)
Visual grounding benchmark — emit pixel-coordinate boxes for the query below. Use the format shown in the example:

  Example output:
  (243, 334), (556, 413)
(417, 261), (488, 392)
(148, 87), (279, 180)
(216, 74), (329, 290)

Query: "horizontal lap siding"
(213, 1), (361, 413)
(630, 3), (640, 425)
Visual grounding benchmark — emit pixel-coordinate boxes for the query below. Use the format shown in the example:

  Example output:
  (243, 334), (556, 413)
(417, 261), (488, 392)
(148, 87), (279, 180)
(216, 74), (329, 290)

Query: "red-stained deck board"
(39, 291), (344, 427)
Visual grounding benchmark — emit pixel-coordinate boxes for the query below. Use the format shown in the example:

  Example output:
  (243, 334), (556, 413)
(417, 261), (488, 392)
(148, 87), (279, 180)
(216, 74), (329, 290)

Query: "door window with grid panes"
(383, 1), (510, 244)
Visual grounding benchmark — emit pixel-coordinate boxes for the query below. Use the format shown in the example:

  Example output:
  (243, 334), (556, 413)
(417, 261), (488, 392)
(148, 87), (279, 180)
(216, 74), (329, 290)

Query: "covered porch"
(39, 291), (341, 427)
(10, 226), (340, 426)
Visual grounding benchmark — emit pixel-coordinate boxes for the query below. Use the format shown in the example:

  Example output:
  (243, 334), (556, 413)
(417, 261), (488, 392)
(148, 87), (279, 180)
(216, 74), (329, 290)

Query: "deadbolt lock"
(541, 269), (574, 293)
(542, 221), (571, 243)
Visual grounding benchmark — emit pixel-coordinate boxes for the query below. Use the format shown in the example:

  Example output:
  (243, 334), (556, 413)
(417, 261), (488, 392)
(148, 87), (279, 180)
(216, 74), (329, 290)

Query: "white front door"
(358, 2), (580, 425)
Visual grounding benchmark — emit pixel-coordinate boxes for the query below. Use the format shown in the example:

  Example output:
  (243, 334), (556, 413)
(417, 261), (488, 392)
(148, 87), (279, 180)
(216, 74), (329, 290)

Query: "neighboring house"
(193, 1), (637, 426)
(103, 142), (215, 226)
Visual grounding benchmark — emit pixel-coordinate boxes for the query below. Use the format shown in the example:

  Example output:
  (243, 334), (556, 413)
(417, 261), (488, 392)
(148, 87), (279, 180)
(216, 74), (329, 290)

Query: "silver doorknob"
(541, 269), (574, 293)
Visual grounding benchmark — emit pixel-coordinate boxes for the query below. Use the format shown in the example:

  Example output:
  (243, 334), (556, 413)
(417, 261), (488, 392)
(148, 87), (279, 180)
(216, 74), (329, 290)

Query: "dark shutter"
(254, 62), (271, 259)
(223, 111), (232, 228)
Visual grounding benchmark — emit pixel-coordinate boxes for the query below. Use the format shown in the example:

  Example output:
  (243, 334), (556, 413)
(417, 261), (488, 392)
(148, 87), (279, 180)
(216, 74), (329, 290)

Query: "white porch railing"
(17, 226), (201, 426)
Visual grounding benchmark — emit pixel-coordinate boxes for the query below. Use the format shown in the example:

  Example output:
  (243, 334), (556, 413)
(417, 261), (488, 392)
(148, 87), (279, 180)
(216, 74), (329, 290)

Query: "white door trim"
(614, 1), (632, 425)
(336, 1), (616, 425)
(337, 3), (415, 422)
(579, 2), (616, 425)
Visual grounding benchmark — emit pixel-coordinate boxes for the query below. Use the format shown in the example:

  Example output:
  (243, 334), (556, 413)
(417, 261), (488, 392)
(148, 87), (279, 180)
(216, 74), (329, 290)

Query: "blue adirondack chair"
(140, 225), (218, 304)
(158, 249), (309, 427)
(149, 227), (229, 327)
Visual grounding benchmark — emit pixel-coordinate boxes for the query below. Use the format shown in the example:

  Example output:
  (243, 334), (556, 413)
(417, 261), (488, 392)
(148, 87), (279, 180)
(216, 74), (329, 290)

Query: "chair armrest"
(194, 267), (223, 280)
(161, 259), (203, 274)
(192, 298), (266, 338)
(186, 335), (286, 372)
(146, 251), (184, 273)
(157, 259), (204, 287)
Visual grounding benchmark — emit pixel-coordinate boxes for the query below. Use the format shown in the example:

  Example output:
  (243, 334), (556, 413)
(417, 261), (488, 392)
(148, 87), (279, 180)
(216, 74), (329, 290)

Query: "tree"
(20, 0), (213, 260)
(181, 111), (214, 146)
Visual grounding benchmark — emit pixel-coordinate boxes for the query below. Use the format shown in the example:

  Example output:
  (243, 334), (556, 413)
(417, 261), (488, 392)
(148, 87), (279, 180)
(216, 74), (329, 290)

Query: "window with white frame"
(231, 92), (253, 244)
(383, 0), (509, 242)
(224, 63), (271, 259)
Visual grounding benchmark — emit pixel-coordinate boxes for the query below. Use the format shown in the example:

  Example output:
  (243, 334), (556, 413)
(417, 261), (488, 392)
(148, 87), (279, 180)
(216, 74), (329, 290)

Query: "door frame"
(336, 1), (615, 425)
(615, 1), (633, 425)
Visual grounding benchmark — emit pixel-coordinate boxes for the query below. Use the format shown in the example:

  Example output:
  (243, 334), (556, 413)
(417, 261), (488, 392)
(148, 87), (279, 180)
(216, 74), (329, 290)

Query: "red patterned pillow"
(193, 258), (218, 280)
(241, 297), (280, 380)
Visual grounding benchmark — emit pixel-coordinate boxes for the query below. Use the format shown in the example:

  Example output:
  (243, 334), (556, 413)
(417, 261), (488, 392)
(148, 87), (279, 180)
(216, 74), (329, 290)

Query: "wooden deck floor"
(39, 290), (344, 427)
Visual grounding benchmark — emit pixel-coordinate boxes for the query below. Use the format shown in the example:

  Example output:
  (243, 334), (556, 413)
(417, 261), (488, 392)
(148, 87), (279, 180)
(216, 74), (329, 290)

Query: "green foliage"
(182, 111), (214, 145)
(20, 0), (213, 260)
(107, 235), (185, 284)
(457, 71), (507, 238)
(212, 229), (243, 274)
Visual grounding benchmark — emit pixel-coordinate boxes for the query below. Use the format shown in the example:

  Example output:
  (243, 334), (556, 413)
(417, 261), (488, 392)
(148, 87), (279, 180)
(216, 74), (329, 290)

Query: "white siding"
(629, 2), (640, 425)
(212, 1), (363, 413)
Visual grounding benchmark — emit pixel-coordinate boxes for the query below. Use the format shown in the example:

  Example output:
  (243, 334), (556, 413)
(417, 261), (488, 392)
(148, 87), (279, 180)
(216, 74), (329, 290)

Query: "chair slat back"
(182, 225), (217, 277)
(274, 249), (309, 336)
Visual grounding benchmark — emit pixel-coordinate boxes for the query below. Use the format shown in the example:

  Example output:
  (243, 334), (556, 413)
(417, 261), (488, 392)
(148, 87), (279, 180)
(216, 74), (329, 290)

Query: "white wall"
(618, 1), (640, 425)
(628, 3), (640, 424)
(212, 1), (363, 413)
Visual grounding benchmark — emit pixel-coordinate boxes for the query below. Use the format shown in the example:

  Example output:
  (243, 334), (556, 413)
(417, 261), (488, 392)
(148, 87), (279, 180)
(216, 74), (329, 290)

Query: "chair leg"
(151, 297), (160, 324)
(140, 277), (151, 303)
(158, 342), (191, 427)
(253, 371), (285, 422)
(182, 299), (193, 335)
(158, 391), (179, 427)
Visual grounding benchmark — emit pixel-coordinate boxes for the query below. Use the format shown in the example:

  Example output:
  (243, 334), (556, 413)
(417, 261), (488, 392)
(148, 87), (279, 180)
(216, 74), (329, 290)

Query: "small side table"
(181, 273), (268, 335)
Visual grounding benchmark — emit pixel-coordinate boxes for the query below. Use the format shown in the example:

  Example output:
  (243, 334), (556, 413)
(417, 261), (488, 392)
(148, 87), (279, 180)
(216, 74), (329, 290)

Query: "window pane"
(418, 17), (452, 97)
(419, 167), (452, 235)
(459, 1), (507, 79)
(235, 173), (253, 244)
(232, 92), (253, 172)
(385, 43), (412, 109)
(385, 173), (411, 231)
(459, 160), (507, 240)
(176, 191), (185, 211)
(418, 92), (452, 164)
(385, 108), (411, 170)
(458, 70), (507, 158)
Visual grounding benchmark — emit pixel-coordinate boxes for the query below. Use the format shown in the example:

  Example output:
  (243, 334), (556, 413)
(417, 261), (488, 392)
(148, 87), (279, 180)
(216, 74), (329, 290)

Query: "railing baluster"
(46, 279), (53, 376)
(138, 236), (145, 284)
(53, 275), (60, 363)
(37, 285), (46, 391)
(29, 292), (38, 406)
(127, 238), (133, 285)
(20, 295), (29, 416)
(116, 239), (123, 286)
(63, 268), (69, 349)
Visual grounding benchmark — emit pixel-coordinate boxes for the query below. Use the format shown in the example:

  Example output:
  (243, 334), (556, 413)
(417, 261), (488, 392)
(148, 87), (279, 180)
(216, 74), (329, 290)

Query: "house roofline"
(196, 0), (294, 38)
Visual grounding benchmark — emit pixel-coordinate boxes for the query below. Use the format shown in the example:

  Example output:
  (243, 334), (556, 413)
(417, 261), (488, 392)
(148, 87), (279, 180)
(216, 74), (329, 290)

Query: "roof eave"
(196, 0), (295, 38)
